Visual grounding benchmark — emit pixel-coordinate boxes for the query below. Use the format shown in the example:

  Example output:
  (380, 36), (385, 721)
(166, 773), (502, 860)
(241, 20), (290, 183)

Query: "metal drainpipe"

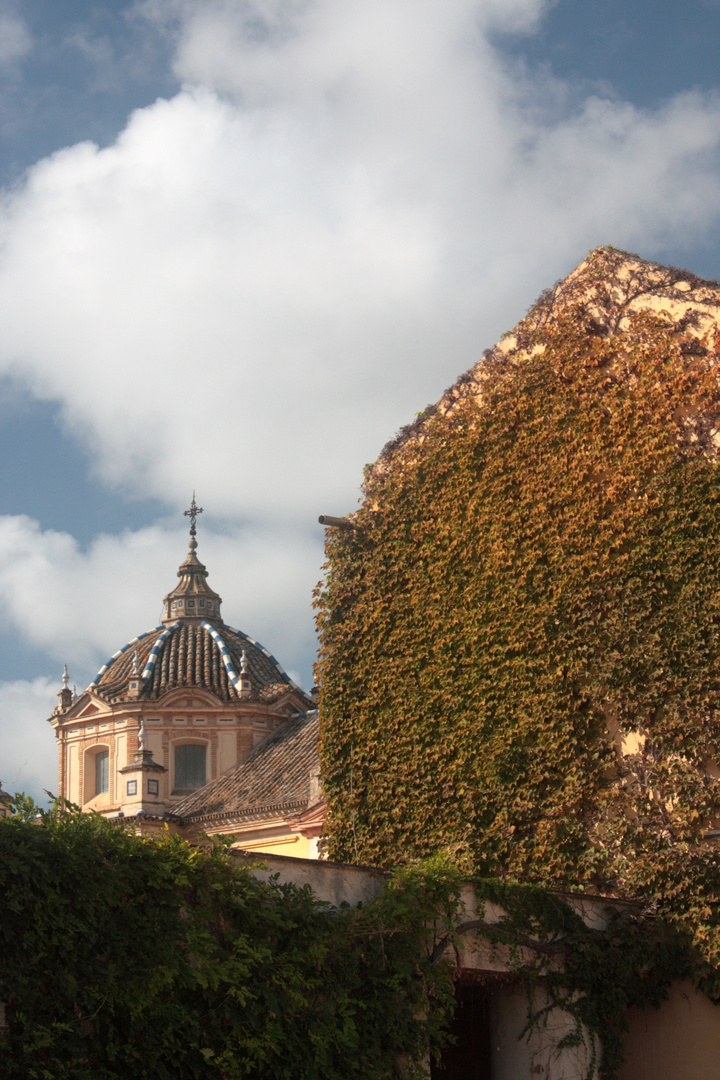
(318, 515), (355, 529)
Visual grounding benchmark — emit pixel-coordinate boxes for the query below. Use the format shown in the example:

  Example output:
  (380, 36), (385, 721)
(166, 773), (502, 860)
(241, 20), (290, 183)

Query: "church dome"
(88, 498), (308, 707)
(89, 621), (300, 704)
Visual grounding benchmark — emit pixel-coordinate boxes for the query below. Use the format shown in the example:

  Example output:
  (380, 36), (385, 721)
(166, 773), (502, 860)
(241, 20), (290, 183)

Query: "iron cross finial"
(184, 492), (203, 537)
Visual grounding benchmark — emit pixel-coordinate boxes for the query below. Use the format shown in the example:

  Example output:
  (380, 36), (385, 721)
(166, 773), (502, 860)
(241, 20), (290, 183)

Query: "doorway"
(431, 977), (493, 1080)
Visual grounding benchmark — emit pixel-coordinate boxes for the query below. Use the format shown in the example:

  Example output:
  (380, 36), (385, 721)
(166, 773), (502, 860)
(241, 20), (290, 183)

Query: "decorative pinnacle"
(131, 649), (140, 677)
(240, 649), (249, 675)
(183, 492), (203, 550)
(62, 665), (69, 690)
(138, 716), (147, 754)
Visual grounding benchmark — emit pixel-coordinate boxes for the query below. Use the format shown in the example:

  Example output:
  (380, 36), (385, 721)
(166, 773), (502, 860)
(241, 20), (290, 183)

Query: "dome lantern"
(162, 494), (222, 625)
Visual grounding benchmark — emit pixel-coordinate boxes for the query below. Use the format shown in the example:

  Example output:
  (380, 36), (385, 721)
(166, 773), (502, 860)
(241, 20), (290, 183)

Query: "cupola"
(162, 495), (222, 624)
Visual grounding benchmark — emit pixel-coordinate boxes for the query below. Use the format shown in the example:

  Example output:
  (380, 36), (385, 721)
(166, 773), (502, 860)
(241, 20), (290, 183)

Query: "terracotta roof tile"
(90, 621), (309, 706)
(174, 710), (319, 821)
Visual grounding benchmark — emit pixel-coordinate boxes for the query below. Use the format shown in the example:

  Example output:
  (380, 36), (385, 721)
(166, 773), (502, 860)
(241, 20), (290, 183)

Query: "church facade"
(48, 502), (325, 858)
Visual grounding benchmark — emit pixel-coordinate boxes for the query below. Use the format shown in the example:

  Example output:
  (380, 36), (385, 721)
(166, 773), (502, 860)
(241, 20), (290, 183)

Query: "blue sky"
(2, 0), (720, 800)
(500, 1), (720, 117)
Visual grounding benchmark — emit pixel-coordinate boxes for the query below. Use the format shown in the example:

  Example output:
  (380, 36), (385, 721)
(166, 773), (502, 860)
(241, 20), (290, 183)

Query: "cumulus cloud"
(0, 6), (31, 68)
(0, 677), (59, 803)
(4, 0), (720, 790)
(0, 515), (321, 684)
(0, 0), (719, 526)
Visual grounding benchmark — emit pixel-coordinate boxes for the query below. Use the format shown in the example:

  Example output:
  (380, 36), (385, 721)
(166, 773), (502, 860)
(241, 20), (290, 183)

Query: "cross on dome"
(184, 493), (203, 543)
(162, 498), (222, 625)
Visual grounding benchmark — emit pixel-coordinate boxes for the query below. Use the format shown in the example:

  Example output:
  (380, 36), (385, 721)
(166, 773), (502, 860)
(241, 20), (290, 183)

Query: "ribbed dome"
(88, 505), (311, 707)
(90, 620), (303, 704)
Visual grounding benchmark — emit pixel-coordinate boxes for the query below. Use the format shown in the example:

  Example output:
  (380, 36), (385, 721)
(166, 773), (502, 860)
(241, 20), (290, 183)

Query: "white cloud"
(0, 3), (718, 529)
(0, 2), (718, 525)
(0, 8), (31, 68)
(0, 514), (321, 685)
(2, 0), (720, 773)
(0, 677), (58, 803)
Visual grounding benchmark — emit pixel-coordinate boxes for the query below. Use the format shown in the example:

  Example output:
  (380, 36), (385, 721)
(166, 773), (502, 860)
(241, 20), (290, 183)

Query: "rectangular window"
(95, 750), (109, 795)
(174, 744), (206, 791)
(126, 779), (137, 796)
(147, 779), (159, 795)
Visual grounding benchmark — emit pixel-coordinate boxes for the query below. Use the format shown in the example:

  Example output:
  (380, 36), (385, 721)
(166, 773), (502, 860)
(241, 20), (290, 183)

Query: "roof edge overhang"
(177, 797), (311, 827)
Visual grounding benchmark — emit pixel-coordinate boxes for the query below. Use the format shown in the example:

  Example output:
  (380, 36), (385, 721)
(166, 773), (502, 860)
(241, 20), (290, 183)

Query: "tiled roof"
(90, 621), (308, 706)
(173, 710), (319, 822)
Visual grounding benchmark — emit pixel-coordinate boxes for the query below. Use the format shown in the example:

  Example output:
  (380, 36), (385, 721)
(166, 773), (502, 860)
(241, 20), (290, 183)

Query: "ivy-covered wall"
(315, 248), (720, 969)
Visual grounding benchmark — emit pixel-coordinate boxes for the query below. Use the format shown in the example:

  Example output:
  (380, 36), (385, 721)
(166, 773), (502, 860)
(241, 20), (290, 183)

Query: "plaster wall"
(217, 731), (235, 774)
(115, 733), (127, 794)
(618, 980), (720, 1080)
(236, 834), (311, 859)
(234, 849), (390, 906)
(67, 743), (78, 801)
(144, 731), (162, 761)
(234, 856), (720, 1080)
(490, 985), (597, 1080)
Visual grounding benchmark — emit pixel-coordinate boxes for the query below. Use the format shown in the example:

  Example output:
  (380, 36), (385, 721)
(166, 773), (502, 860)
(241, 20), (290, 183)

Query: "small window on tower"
(187, 599), (195, 607)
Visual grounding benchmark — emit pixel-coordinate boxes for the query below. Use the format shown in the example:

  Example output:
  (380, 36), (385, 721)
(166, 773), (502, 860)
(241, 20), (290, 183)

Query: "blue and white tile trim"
(201, 622), (240, 689)
(89, 626), (162, 688)
(221, 622), (303, 692)
(141, 623), (180, 682)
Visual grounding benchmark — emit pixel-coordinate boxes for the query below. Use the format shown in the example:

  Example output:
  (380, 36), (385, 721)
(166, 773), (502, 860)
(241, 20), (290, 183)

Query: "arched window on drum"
(83, 745), (110, 804)
(174, 743), (207, 793)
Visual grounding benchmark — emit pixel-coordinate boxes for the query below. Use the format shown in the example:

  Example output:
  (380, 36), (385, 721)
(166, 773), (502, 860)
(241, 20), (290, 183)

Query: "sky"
(3, 0), (720, 802)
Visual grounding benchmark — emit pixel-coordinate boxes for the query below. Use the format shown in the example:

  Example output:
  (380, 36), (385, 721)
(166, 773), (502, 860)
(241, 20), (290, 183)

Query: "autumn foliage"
(316, 249), (720, 972)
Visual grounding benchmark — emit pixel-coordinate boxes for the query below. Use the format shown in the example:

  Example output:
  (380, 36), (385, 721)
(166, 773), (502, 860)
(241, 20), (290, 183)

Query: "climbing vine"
(449, 878), (696, 1080)
(0, 799), (458, 1080)
(315, 249), (720, 977)
(0, 799), (700, 1080)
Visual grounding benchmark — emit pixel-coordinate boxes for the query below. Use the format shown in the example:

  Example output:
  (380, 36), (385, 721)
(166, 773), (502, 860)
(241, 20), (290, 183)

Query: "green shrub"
(0, 800), (456, 1080)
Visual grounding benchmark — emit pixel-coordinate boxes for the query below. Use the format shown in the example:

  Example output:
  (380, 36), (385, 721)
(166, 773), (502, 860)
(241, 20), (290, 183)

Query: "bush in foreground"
(0, 799), (456, 1080)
